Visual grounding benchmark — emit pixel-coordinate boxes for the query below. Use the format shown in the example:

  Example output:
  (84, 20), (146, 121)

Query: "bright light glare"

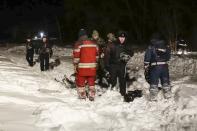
(34, 36), (38, 40)
(40, 32), (44, 38)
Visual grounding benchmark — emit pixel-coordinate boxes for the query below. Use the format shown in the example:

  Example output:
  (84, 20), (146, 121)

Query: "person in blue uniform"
(144, 33), (172, 101)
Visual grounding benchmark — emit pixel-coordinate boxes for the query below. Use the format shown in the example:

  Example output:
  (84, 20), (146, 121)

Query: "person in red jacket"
(73, 29), (99, 101)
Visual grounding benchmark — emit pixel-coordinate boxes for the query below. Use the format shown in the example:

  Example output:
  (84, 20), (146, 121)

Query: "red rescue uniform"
(73, 39), (99, 99)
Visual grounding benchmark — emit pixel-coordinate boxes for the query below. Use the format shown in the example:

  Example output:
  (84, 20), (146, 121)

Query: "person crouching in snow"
(39, 36), (53, 71)
(144, 32), (172, 101)
(73, 29), (99, 101)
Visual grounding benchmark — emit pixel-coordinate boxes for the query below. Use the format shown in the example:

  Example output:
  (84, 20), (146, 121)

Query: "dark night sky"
(0, 0), (197, 49)
(0, 0), (64, 39)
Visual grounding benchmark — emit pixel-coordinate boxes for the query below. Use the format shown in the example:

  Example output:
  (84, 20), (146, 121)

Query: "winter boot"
(163, 90), (172, 99)
(149, 86), (159, 101)
(163, 86), (172, 99)
(89, 86), (96, 101)
(78, 87), (86, 99)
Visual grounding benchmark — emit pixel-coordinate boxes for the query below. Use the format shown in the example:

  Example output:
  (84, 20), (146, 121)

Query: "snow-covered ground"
(0, 45), (197, 131)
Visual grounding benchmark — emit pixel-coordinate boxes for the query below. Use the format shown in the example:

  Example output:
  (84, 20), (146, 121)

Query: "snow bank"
(6, 46), (197, 76)
(127, 52), (197, 77)
(52, 46), (73, 57)
(1, 46), (197, 131)
(7, 45), (26, 54)
(34, 89), (197, 131)
(170, 56), (197, 76)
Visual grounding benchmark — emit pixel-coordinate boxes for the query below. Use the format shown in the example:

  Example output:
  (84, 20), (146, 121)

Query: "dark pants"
(150, 64), (170, 88)
(26, 49), (34, 66)
(109, 63), (126, 96)
(97, 58), (109, 88)
(40, 53), (49, 71)
(35, 48), (39, 54)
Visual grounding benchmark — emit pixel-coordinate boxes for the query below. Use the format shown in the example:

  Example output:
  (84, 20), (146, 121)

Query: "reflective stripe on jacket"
(73, 39), (99, 76)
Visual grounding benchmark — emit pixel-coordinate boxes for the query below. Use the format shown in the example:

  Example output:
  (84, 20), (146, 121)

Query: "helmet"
(78, 29), (87, 38)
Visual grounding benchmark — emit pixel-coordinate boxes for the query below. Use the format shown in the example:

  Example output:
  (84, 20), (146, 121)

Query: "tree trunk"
(55, 16), (63, 44)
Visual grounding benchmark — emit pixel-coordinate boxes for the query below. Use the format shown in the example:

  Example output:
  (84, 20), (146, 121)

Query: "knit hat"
(118, 31), (127, 37)
(107, 33), (116, 41)
(92, 30), (99, 38)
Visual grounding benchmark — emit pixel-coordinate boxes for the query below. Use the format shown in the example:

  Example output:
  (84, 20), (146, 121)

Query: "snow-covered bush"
(127, 52), (197, 78)
(170, 56), (197, 76)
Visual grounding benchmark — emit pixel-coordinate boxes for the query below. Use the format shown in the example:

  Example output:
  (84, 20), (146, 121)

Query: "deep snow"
(0, 46), (197, 131)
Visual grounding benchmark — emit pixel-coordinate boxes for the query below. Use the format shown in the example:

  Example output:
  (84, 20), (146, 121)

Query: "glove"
(120, 52), (131, 63)
(100, 52), (104, 58)
(104, 70), (110, 78)
(27, 45), (33, 49)
(105, 65), (110, 72)
(144, 65), (149, 71)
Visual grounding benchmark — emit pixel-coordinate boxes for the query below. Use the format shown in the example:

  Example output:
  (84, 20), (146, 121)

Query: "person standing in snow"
(91, 30), (106, 88)
(73, 29), (99, 101)
(144, 33), (172, 101)
(39, 36), (53, 71)
(25, 37), (34, 67)
(102, 32), (117, 87)
(104, 31), (133, 96)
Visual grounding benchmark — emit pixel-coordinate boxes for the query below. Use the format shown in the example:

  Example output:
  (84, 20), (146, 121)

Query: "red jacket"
(73, 39), (99, 76)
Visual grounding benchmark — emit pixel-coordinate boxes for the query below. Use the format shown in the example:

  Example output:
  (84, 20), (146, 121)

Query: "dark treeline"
(61, 0), (197, 49)
(0, 0), (197, 49)
(0, 0), (64, 43)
